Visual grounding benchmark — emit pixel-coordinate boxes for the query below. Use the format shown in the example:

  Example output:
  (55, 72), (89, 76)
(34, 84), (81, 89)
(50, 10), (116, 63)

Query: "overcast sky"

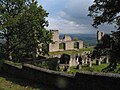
(38, 0), (115, 34)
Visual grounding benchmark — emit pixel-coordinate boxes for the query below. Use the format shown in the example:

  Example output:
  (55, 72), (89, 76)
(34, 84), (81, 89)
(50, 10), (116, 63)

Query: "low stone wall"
(1, 63), (22, 76)
(23, 64), (75, 89)
(2, 63), (75, 89)
(1, 62), (120, 90)
(75, 72), (120, 90)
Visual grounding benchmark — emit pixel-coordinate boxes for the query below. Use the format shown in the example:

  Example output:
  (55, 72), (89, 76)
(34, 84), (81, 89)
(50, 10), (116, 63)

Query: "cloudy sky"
(38, 0), (115, 34)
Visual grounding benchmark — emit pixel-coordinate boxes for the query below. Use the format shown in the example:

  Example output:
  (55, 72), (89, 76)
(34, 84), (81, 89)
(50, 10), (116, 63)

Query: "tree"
(89, 0), (120, 71)
(88, 0), (120, 29)
(93, 34), (111, 58)
(73, 37), (79, 41)
(0, 0), (52, 61)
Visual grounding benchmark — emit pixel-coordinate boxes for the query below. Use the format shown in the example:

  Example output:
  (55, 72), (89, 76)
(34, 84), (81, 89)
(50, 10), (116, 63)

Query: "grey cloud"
(59, 0), (115, 34)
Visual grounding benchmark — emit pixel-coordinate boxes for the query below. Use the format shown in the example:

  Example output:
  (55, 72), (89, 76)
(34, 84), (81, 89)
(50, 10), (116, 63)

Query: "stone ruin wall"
(78, 40), (83, 49)
(97, 31), (104, 41)
(63, 35), (72, 41)
(65, 41), (74, 50)
(49, 30), (84, 52)
(49, 42), (59, 52)
(50, 30), (59, 42)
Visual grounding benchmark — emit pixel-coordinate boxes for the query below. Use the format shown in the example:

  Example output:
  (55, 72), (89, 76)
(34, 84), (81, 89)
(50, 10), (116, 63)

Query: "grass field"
(62, 63), (108, 74)
(65, 63), (120, 74)
(49, 47), (94, 55)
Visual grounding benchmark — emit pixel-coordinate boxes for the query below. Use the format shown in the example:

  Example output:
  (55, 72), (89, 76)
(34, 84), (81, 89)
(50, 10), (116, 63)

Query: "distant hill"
(60, 34), (97, 45)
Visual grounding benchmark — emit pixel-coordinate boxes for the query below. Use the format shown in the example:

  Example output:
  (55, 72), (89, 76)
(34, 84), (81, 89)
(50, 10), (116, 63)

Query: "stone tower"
(97, 31), (104, 42)
(50, 30), (59, 42)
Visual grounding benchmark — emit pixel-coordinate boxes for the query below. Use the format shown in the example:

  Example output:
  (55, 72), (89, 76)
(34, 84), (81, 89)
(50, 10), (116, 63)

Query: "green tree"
(89, 0), (120, 71)
(73, 37), (78, 41)
(0, 0), (52, 61)
(88, 0), (120, 29)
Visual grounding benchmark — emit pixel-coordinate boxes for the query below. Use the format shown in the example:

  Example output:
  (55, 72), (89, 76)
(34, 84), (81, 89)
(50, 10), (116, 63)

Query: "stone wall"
(49, 30), (84, 52)
(49, 42), (59, 52)
(97, 31), (104, 41)
(75, 72), (120, 90)
(1, 62), (120, 90)
(50, 30), (59, 42)
(78, 40), (83, 49)
(63, 35), (72, 41)
(69, 55), (79, 67)
(65, 41), (74, 50)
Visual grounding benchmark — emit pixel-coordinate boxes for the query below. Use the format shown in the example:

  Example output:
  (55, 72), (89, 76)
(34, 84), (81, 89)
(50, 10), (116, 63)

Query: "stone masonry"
(97, 30), (104, 42)
(49, 30), (83, 52)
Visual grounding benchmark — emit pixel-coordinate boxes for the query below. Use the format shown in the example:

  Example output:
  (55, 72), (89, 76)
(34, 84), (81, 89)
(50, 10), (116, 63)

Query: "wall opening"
(74, 42), (79, 49)
(59, 43), (65, 50)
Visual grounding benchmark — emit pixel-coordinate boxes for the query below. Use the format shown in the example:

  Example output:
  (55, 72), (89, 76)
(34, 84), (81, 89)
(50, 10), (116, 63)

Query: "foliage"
(73, 37), (78, 41)
(0, 0), (52, 61)
(92, 34), (111, 58)
(33, 58), (59, 71)
(88, 0), (120, 29)
(74, 42), (79, 48)
(60, 54), (70, 64)
(59, 43), (65, 49)
(89, 0), (120, 70)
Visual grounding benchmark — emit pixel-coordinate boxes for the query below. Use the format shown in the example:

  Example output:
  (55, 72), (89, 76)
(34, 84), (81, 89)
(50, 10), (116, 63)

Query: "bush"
(33, 58), (59, 71)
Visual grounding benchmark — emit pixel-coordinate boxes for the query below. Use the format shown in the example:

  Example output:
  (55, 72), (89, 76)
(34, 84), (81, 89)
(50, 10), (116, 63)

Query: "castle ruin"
(49, 30), (83, 52)
(97, 30), (104, 42)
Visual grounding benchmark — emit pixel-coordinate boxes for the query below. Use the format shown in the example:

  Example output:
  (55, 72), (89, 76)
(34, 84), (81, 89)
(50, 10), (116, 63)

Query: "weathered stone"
(51, 30), (59, 41)
(96, 59), (101, 65)
(63, 35), (72, 41)
(67, 67), (70, 72)
(104, 58), (109, 63)
(97, 31), (104, 41)
(88, 61), (92, 67)
(81, 60), (84, 65)
(85, 58), (88, 64)
(49, 30), (83, 52)
(77, 64), (82, 70)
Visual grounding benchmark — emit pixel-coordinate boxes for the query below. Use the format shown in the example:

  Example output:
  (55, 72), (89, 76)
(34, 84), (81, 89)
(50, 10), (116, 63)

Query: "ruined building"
(97, 31), (104, 42)
(49, 30), (83, 52)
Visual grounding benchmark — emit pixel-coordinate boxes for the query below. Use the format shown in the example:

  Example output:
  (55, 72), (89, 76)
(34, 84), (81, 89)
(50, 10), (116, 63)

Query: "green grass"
(49, 47), (94, 55)
(58, 63), (109, 75)
(81, 63), (109, 72)
(0, 59), (57, 90)
(64, 63), (120, 74)
(0, 73), (37, 90)
(0, 71), (57, 90)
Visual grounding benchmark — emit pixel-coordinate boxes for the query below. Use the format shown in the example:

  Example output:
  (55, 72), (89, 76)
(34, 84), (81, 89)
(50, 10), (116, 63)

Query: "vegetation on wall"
(73, 37), (79, 41)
